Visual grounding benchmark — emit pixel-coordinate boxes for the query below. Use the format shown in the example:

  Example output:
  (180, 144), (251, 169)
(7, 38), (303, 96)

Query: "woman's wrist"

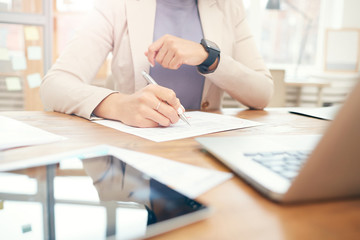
(208, 56), (219, 71)
(93, 92), (123, 120)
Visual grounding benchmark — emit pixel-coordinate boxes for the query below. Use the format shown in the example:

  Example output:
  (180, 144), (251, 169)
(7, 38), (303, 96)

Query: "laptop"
(196, 82), (360, 203)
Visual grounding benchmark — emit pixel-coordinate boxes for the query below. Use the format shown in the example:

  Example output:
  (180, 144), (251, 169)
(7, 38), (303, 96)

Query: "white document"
(94, 111), (261, 142)
(0, 116), (67, 151)
(108, 146), (233, 198)
(289, 105), (341, 121)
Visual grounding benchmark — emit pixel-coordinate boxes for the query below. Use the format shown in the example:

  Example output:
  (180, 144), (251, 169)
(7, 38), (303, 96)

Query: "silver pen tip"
(180, 114), (191, 126)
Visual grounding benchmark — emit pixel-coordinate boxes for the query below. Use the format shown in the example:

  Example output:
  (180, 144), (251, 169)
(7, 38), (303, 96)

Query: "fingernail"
(149, 61), (154, 68)
(177, 107), (184, 115)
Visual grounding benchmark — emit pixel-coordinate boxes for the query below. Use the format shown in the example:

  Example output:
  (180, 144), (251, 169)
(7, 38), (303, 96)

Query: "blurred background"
(0, 0), (359, 111)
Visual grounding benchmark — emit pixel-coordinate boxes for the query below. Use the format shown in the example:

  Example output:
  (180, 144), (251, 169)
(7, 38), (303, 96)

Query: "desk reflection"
(0, 154), (207, 240)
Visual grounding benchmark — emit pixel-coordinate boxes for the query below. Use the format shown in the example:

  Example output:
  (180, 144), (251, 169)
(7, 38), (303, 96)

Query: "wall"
(342, 0), (360, 28)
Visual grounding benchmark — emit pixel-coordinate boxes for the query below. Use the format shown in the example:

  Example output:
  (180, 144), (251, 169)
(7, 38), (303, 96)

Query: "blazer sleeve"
(205, 1), (274, 109)
(40, 0), (118, 119)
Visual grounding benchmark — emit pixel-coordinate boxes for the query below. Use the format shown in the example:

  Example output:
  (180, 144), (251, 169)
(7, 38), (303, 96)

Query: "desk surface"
(1, 110), (360, 240)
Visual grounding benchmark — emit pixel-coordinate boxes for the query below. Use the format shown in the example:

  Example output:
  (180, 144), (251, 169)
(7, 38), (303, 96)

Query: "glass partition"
(0, 0), (51, 111)
(0, 23), (44, 110)
(0, 0), (109, 111)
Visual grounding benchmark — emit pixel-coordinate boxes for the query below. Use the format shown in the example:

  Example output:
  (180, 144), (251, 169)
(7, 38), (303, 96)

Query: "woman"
(41, 0), (273, 128)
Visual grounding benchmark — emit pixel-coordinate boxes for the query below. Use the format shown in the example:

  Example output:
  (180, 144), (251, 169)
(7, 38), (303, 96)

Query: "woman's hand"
(93, 85), (183, 128)
(145, 34), (208, 70)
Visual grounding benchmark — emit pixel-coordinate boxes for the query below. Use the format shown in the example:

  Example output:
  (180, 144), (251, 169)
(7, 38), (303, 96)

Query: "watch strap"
(197, 39), (220, 74)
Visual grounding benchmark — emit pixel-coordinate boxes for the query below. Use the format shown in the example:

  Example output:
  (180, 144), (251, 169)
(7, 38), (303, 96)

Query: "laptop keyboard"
(244, 151), (311, 180)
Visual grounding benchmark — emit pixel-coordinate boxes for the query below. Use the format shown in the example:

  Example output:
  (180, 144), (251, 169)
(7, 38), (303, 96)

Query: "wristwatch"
(197, 39), (220, 74)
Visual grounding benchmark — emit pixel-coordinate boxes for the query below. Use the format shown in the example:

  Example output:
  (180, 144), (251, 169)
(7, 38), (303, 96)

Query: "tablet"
(0, 154), (210, 239)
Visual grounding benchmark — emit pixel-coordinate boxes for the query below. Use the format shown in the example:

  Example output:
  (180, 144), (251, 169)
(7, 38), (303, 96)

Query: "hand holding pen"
(93, 73), (188, 128)
(142, 71), (190, 126)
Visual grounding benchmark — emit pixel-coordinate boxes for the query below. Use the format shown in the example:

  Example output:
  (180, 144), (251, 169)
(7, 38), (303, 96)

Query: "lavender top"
(150, 0), (205, 110)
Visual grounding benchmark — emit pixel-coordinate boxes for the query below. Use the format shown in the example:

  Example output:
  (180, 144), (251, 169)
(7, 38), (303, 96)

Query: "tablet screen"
(0, 154), (210, 239)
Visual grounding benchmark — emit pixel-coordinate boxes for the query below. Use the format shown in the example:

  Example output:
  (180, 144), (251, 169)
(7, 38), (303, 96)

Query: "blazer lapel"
(198, 0), (223, 45)
(198, 0), (224, 101)
(126, 0), (156, 91)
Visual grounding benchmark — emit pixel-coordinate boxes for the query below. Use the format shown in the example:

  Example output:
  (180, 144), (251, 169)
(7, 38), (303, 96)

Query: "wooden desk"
(1, 110), (359, 240)
(286, 80), (331, 107)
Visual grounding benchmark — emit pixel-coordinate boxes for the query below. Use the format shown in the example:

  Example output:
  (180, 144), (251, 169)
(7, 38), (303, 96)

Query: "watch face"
(203, 39), (220, 52)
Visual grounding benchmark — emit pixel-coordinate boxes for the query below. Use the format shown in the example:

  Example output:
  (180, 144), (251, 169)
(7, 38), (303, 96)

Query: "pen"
(141, 70), (191, 126)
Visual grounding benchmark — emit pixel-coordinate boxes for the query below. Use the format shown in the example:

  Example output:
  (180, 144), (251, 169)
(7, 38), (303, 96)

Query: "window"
(244, 0), (322, 78)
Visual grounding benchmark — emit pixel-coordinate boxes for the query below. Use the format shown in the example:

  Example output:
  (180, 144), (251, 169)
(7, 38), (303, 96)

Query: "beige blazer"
(41, 0), (273, 119)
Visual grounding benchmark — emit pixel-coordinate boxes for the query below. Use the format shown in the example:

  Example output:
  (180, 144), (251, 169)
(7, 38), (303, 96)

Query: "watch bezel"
(202, 39), (220, 52)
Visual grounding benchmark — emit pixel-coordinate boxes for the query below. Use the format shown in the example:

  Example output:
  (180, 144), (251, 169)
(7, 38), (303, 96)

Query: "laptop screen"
(0, 154), (209, 239)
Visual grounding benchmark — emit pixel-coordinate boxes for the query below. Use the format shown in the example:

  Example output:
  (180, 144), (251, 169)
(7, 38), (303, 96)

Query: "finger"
(141, 102), (172, 127)
(147, 38), (165, 66)
(128, 102), (169, 127)
(147, 95), (179, 125)
(168, 54), (183, 69)
(121, 106), (159, 127)
(155, 101), (180, 124)
(161, 49), (176, 69)
(143, 85), (182, 125)
(134, 118), (159, 128)
(155, 45), (169, 66)
(148, 111), (172, 127)
(138, 86), (179, 125)
(144, 51), (155, 67)
(148, 85), (182, 112)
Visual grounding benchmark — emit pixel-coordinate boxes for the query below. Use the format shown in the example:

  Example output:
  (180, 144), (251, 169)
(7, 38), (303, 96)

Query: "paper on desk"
(0, 116), (67, 151)
(289, 105), (341, 121)
(108, 146), (233, 199)
(94, 111), (261, 142)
